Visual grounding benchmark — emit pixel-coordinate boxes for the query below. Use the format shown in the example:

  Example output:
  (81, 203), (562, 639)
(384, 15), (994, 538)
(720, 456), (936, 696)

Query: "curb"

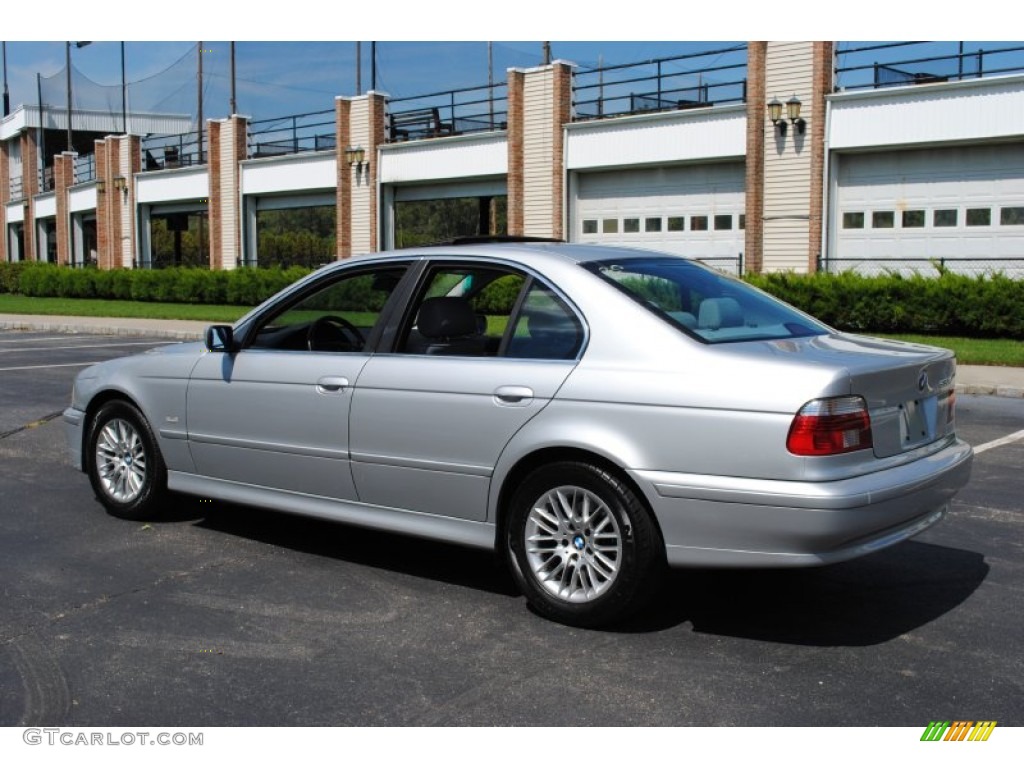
(0, 319), (203, 342)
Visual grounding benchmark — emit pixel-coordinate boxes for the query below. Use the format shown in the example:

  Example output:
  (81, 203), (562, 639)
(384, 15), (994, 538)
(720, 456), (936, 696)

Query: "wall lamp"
(768, 95), (806, 136)
(112, 176), (128, 192)
(344, 146), (366, 170)
(96, 180), (106, 193)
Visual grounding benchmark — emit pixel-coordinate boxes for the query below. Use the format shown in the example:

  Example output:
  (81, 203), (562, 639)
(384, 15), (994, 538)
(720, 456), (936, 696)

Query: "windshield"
(586, 257), (828, 344)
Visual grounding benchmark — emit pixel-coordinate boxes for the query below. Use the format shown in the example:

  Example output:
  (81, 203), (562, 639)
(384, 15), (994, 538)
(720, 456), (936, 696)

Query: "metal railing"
(141, 130), (208, 170)
(573, 44), (747, 121)
(9, 176), (23, 201)
(41, 166), (55, 192)
(818, 255), (1024, 278)
(74, 153), (96, 184)
(388, 82), (508, 142)
(697, 253), (744, 276)
(248, 108), (336, 158)
(835, 42), (1024, 91)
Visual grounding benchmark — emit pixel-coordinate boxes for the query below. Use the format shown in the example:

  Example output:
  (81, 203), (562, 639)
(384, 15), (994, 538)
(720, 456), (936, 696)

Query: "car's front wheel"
(506, 461), (663, 627)
(86, 400), (167, 520)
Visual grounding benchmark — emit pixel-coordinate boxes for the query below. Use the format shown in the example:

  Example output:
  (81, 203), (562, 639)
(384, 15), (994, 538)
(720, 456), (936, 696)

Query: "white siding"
(830, 74), (1024, 151)
(566, 105), (746, 170)
(218, 121), (240, 269)
(69, 185), (96, 213)
(242, 153), (336, 195)
(119, 139), (134, 268)
(380, 133), (507, 184)
(349, 99), (373, 255)
(34, 192), (56, 218)
(137, 167), (208, 204)
(522, 70), (555, 238)
(763, 42), (816, 272)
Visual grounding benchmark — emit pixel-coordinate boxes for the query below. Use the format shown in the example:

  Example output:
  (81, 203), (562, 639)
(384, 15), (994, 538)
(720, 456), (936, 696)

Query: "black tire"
(505, 461), (663, 627)
(85, 400), (167, 521)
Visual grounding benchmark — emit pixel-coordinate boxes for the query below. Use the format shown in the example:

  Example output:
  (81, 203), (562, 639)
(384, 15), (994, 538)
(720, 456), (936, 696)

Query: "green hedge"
(3, 264), (311, 307)
(745, 271), (1024, 339)
(3, 262), (1022, 339)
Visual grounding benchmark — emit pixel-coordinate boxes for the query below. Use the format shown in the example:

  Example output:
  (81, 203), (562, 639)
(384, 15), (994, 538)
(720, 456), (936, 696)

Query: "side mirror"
(205, 325), (237, 353)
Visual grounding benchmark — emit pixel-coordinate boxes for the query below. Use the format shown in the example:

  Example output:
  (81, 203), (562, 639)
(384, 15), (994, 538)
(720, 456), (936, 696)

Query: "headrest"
(698, 297), (743, 329)
(418, 297), (478, 339)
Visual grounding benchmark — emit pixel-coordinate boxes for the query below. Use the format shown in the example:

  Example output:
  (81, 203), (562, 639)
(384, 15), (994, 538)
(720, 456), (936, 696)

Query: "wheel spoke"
(93, 417), (148, 504)
(524, 484), (623, 605)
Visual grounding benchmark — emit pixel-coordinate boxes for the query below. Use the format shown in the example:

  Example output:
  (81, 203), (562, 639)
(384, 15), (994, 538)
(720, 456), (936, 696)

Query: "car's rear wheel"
(506, 461), (663, 627)
(86, 400), (167, 520)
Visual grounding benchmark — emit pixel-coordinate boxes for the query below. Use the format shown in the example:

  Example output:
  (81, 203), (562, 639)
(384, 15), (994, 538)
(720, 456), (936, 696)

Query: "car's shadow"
(176, 495), (988, 646)
(613, 540), (989, 644)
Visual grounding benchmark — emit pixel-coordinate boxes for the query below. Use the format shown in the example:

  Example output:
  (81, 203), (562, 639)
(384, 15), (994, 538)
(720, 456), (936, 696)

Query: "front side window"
(248, 264), (409, 352)
(586, 257), (827, 344)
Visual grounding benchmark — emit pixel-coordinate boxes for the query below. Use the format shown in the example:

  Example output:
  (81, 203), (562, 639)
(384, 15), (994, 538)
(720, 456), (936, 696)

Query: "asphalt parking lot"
(0, 329), (1021, 727)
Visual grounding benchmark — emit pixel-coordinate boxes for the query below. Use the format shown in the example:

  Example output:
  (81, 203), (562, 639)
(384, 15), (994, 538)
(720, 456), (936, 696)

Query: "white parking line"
(0, 361), (100, 372)
(3, 342), (173, 353)
(0, 336), (110, 344)
(973, 429), (1024, 456)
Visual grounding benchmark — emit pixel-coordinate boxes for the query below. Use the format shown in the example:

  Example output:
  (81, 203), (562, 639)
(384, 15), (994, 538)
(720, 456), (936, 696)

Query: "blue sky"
(2, 2), (1008, 122)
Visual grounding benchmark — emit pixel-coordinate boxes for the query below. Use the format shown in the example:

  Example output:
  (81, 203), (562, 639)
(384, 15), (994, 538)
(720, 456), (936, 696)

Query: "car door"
(185, 262), (412, 500)
(349, 261), (586, 521)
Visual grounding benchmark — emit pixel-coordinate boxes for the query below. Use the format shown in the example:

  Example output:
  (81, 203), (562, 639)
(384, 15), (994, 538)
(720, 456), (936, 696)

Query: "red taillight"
(787, 396), (873, 456)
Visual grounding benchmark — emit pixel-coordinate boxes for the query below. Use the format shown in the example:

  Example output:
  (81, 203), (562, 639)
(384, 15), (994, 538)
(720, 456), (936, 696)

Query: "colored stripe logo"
(921, 721), (997, 741)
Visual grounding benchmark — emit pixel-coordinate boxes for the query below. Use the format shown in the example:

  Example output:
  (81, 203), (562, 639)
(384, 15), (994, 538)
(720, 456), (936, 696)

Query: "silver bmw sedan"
(65, 242), (973, 626)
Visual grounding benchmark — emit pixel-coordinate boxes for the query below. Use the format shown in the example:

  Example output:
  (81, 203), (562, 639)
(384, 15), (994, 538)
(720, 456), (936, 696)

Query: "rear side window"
(586, 258), (827, 344)
(395, 264), (583, 360)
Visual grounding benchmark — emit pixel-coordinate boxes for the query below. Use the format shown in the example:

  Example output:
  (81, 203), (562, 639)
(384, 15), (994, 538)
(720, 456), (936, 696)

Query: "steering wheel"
(307, 315), (366, 352)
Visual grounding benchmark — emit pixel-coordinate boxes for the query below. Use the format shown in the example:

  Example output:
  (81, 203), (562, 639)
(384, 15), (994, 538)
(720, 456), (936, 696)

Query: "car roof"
(345, 241), (684, 270)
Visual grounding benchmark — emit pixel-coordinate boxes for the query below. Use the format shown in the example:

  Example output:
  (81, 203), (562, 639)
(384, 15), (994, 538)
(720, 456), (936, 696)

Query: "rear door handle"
(316, 376), (350, 394)
(494, 385), (534, 405)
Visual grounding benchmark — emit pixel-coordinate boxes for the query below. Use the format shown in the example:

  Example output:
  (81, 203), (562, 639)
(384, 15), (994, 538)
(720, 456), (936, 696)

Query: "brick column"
(506, 62), (574, 240)
(20, 132), (39, 261)
(744, 42), (767, 274)
(94, 135), (141, 269)
(807, 42), (834, 272)
(0, 140), (9, 261)
(54, 152), (76, 266)
(506, 70), (525, 236)
(760, 42), (827, 273)
(208, 116), (248, 269)
(335, 97), (352, 259)
(336, 93), (387, 258)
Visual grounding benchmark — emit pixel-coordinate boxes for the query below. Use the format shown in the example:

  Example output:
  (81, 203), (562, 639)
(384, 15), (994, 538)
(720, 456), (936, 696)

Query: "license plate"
(900, 395), (938, 446)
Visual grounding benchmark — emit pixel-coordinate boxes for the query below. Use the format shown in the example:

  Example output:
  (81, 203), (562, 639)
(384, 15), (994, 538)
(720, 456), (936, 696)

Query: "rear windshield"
(585, 257), (828, 344)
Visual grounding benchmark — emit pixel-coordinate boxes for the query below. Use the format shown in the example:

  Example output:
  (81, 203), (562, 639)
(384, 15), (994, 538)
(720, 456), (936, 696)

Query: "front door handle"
(316, 376), (350, 394)
(494, 385), (534, 405)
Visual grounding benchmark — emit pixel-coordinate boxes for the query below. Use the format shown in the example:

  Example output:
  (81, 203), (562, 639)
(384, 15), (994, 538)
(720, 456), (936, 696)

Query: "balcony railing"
(388, 82), (508, 142)
(141, 130), (208, 170)
(73, 153), (96, 184)
(248, 108), (336, 158)
(573, 44), (748, 121)
(9, 176), (23, 201)
(835, 42), (1024, 91)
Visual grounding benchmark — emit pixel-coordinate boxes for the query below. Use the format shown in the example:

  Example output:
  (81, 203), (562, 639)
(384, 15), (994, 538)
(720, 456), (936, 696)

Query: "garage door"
(833, 144), (1024, 275)
(571, 164), (745, 272)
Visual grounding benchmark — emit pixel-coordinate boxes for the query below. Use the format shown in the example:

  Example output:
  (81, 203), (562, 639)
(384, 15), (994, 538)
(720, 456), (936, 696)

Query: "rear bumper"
(630, 438), (973, 567)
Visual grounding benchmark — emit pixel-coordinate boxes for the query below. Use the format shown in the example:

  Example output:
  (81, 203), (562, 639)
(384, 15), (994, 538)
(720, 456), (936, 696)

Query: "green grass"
(0, 295), (252, 323)
(2, 295), (1020, 367)
(871, 334), (1024, 367)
